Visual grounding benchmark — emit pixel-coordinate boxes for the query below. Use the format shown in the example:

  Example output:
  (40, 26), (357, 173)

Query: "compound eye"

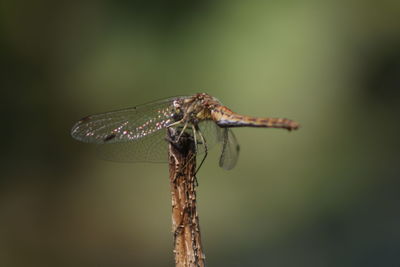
(173, 100), (180, 108)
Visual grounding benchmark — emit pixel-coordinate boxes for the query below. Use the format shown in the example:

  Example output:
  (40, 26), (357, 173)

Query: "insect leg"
(194, 124), (208, 176)
(176, 121), (189, 142)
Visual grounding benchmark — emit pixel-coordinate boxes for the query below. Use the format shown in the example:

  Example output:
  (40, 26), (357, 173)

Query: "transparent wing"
(195, 120), (223, 154)
(193, 121), (240, 169)
(96, 120), (224, 163)
(71, 97), (179, 144)
(218, 128), (240, 170)
(96, 128), (170, 162)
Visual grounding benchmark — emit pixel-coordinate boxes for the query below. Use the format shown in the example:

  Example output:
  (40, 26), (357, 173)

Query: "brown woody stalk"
(168, 128), (205, 267)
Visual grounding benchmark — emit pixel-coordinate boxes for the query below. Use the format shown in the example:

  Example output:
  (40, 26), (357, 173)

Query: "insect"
(71, 93), (299, 170)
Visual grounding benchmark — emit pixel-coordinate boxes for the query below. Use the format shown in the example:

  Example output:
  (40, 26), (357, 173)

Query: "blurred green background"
(2, 1), (400, 266)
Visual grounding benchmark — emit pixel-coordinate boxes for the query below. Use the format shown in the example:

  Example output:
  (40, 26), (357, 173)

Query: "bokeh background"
(2, 1), (400, 266)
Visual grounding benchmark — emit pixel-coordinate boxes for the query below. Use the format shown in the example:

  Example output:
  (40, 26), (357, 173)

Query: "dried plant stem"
(168, 128), (205, 267)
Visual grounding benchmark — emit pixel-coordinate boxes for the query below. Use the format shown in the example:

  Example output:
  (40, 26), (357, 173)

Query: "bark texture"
(168, 129), (205, 267)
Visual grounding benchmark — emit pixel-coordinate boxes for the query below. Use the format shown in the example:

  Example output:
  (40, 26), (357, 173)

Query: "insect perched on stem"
(71, 93), (300, 170)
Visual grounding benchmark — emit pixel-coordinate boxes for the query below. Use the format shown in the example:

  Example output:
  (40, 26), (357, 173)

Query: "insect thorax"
(171, 95), (216, 125)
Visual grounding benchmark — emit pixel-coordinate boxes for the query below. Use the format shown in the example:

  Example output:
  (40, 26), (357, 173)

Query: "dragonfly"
(71, 93), (300, 170)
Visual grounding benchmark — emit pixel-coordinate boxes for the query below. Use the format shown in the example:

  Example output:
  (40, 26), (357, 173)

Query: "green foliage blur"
(2, 1), (400, 266)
